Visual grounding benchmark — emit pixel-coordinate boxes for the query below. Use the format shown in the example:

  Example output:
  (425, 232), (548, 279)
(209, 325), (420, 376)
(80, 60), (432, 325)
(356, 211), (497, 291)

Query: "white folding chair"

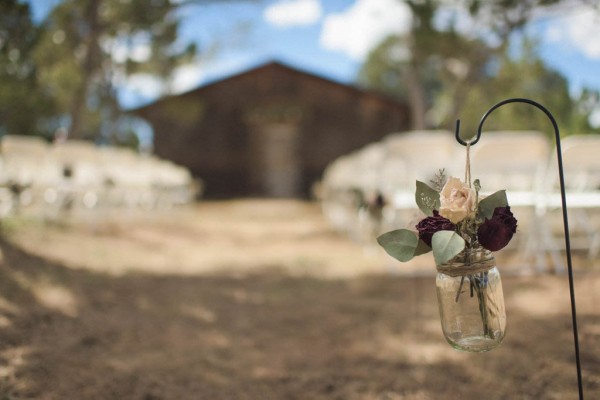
(382, 130), (458, 211)
(469, 131), (551, 272)
(384, 130), (458, 179)
(1, 135), (53, 210)
(49, 140), (106, 210)
(540, 135), (600, 264)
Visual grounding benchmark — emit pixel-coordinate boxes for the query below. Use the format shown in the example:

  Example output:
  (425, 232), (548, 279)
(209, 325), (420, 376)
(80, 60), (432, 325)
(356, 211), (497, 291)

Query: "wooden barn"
(133, 61), (410, 198)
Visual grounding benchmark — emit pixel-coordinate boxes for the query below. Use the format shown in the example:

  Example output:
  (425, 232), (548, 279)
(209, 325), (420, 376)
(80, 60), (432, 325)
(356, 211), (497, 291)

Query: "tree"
(359, 30), (491, 130)
(358, 0), (570, 131)
(0, 0), (56, 138)
(571, 89), (600, 134)
(34, 0), (197, 142)
(451, 38), (576, 137)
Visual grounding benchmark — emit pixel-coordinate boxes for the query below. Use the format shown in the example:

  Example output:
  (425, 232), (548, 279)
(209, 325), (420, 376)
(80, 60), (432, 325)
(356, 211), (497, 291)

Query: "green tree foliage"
(359, 0), (518, 130)
(0, 0), (56, 138)
(34, 0), (197, 141)
(358, 30), (491, 130)
(443, 38), (579, 138)
(358, 0), (598, 136)
(570, 89), (600, 135)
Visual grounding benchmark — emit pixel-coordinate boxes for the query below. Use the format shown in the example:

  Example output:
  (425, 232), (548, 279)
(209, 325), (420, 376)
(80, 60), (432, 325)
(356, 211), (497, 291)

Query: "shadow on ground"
(0, 237), (598, 399)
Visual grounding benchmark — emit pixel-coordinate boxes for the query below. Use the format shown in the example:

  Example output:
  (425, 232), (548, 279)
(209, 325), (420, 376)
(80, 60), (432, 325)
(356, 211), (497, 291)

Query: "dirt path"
(0, 201), (598, 399)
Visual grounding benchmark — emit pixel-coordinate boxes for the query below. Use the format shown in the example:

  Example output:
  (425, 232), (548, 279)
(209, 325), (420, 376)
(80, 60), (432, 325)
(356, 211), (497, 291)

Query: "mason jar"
(435, 245), (506, 352)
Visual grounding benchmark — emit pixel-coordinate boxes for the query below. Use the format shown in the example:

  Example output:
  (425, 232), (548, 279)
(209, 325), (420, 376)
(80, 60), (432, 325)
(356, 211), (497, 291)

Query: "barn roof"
(132, 60), (406, 114)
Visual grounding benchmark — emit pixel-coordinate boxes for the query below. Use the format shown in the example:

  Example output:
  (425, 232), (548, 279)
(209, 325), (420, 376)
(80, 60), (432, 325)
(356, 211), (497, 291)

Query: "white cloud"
(433, 3), (503, 48)
(263, 0), (322, 28)
(170, 54), (267, 94)
(101, 34), (152, 64)
(319, 0), (412, 60)
(124, 73), (164, 99)
(118, 58), (238, 108)
(119, 54), (273, 108)
(129, 57), (241, 97)
(545, 6), (600, 59)
(116, 63), (204, 104)
(171, 63), (206, 94)
(130, 44), (151, 63)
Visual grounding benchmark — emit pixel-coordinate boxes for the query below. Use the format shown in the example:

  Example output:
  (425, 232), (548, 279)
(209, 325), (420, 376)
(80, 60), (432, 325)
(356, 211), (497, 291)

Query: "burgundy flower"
(477, 206), (518, 251)
(416, 210), (455, 247)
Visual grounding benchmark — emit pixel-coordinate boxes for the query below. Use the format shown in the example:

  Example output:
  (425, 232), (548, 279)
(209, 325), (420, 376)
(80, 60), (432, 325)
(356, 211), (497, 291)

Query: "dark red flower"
(477, 206), (518, 251)
(416, 210), (455, 247)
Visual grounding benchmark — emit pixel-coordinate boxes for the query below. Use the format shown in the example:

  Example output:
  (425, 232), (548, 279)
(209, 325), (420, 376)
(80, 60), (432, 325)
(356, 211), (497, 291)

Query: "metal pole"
(454, 98), (584, 399)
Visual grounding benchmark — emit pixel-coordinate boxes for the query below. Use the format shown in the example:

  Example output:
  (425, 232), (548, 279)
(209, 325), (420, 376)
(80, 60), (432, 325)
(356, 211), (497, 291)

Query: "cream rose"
(439, 177), (476, 224)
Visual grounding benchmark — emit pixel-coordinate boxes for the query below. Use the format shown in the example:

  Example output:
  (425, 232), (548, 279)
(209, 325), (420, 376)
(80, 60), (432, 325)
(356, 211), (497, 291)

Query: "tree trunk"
(404, 64), (427, 130)
(68, 0), (101, 140)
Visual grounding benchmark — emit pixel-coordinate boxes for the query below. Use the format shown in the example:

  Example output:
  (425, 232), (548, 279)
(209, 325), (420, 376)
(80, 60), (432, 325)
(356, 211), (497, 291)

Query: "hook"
(454, 118), (473, 146)
(455, 97), (559, 147)
(453, 97), (583, 399)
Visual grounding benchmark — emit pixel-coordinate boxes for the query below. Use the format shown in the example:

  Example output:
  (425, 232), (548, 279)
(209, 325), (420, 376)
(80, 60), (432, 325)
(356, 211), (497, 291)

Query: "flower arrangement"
(377, 169), (517, 352)
(377, 170), (517, 266)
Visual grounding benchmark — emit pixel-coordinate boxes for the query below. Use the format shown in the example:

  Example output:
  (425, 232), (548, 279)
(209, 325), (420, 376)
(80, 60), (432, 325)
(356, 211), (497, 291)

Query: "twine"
(436, 255), (495, 277)
(437, 138), (489, 277)
(464, 141), (471, 187)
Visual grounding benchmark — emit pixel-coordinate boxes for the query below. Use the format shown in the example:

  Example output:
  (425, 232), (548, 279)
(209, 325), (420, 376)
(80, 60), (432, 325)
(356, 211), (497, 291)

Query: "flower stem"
(455, 276), (465, 302)
(474, 272), (494, 338)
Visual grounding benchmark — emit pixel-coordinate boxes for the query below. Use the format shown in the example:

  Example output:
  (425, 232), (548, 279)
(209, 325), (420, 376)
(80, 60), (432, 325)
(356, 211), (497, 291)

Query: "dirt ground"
(0, 200), (599, 399)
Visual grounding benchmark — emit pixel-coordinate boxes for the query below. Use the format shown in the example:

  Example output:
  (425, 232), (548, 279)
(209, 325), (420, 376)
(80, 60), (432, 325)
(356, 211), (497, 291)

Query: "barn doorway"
(250, 121), (301, 197)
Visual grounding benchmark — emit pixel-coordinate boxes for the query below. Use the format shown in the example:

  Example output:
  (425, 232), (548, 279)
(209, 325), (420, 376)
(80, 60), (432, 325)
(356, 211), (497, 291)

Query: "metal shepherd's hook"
(454, 98), (584, 400)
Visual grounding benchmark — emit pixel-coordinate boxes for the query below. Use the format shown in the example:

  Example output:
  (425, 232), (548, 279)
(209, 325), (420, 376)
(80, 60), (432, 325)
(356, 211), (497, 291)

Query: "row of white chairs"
(321, 130), (600, 273)
(0, 135), (200, 217)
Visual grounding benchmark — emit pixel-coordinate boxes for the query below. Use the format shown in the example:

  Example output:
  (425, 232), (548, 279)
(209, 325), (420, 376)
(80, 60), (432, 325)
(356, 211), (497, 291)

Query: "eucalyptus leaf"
(414, 238), (432, 256)
(377, 229), (430, 262)
(431, 231), (465, 265)
(478, 190), (508, 220)
(415, 181), (440, 216)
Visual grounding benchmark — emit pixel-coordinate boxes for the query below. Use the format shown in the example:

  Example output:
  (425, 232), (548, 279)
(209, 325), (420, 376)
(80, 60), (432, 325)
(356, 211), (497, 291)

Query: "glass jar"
(435, 245), (506, 352)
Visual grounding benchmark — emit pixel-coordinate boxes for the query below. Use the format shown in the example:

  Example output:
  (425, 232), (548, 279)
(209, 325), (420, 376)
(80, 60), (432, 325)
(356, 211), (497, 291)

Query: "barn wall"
(136, 63), (409, 198)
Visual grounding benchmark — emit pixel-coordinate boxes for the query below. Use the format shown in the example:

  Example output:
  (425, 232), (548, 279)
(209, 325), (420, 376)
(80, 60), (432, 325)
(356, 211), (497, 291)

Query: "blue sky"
(25, 0), (600, 117)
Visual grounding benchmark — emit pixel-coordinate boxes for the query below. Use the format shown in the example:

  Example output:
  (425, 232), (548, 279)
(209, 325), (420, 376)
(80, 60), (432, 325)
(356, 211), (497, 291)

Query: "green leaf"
(377, 229), (430, 262)
(431, 231), (465, 265)
(415, 181), (440, 216)
(478, 190), (508, 220)
(414, 238), (432, 257)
